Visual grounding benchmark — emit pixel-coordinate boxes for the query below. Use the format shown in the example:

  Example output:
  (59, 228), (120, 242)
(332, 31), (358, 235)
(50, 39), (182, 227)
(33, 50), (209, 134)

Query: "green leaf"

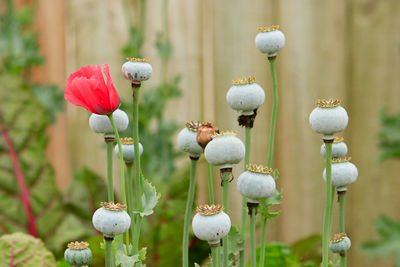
(260, 191), (282, 220)
(228, 225), (244, 263)
(252, 242), (301, 267)
(32, 84), (64, 124)
(0, 232), (57, 266)
(361, 215), (400, 264)
(113, 236), (147, 267)
(140, 176), (161, 217)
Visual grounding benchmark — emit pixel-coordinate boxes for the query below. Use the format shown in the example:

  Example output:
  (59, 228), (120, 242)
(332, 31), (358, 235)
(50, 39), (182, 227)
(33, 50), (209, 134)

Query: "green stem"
(259, 216), (267, 266)
(339, 192), (346, 267)
(322, 142), (333, 267)
(108, 115), (128, 250)
(239, 126), (251, 267)
(259, 55), (279, 267)
(211, 246), (219, 267)
(206, 162), (215, 204)
(250, 207), (257, 267)
(132, 83), (143, 254)
(222, 170), (230, 267)
(182, 159), (198, 267)
(126, 163), (135, 253)
(106, 141), (114, 202)
(105, 238), (113, 267)
(267, 57), (278, 168)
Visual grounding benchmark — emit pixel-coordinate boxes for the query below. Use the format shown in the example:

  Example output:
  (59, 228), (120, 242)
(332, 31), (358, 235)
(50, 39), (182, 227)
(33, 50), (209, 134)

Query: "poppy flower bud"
(64, 241), (92, 267)
(122, 58), (152, 82)
(196, 122), (219, 149)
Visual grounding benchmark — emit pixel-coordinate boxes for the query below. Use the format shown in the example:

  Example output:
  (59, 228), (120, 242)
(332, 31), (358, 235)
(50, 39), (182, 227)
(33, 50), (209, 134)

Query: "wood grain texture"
(31, 0), (400, 265)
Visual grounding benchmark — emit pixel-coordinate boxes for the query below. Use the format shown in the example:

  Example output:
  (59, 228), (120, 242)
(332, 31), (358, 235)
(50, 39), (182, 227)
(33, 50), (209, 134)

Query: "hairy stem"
(206, 162), (215, 204)
(105, 238), (113, 267)
(211, 246), (219, 267)
(182, 159), (198, 267)
(106, 141), (114, 202)
(322, 142), (333, 266)
(250, 207), (257, 267)
(0, 118), (37, 237)
(132, 83), (143, 254)
(339, 192), (346, 267)
(222, 171), (230, 267)
(239, 126), (251, 267)
(126, 163), (136, 253)
(109, 115), (128, 249)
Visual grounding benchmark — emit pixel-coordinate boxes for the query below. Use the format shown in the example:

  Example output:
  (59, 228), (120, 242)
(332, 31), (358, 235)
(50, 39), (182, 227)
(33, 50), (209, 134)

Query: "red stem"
(0, 118), (37, 237)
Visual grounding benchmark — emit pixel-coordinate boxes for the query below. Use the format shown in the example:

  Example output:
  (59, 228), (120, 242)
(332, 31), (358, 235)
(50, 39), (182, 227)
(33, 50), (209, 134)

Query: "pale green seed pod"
(226, 77), (265, 115)
(321, 137), (348, 158)
(329, 233), (351, 254)
(204, 131), (245, 169)
(114, 137), (143, 163)
(64, 241), (92, 266)
(192, 204), (231, 246)
(92, 202), (131, 238)
(309, 99), (348, 139)
(89, 109), (129, 136)
(121, 58), (152, 82)
(237, 164), (276, 203)
(177, 122), (203, 159)
(323, 158), (358, 191)
(255, 25), (285, 56)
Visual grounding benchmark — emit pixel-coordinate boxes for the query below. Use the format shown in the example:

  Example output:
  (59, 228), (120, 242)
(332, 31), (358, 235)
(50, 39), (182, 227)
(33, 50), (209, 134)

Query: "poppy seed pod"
(196, 122), (219, 149)
(64, 241), (92, 266)
(255, 25), (285, 57)
(121, 58), (152, 82)
(323, 157), (358, 191)
(226, 76), (265, 116)
(321, 137), (348, 158)
(204, 131), (245, 169)
(237, 164), (276, 203)
(329, 233), (351, 254)
(92, 202), (131, 238)
(192, 204), (231, 246)
(177, 122), (203, 159)
(89, 109), (129, 137)
(309, 99), (348, 139)
(114, 137), (143, 163)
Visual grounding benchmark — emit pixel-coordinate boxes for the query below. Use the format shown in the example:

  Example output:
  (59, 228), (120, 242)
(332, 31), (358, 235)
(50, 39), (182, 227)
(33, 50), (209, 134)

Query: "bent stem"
(206, 162), (215, 204)
(322, 142), (333, 267)
(182, 159), (198, 267)
(109, 115), (128, 249)
(105, 238), (113, 267)
(239, 126), (252, 267)
(250, 207), (257, 267)
(106, 141), (114, 202)
(211, 245), (219, 267)
(339, 192), (346, 267)
(221, 170), (231, 267)
(132, 83), (143, 254)
(259, 56), (279, 267)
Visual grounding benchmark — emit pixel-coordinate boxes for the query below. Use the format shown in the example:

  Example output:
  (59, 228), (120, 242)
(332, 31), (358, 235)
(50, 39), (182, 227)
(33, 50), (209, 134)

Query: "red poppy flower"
(65, 63), (120, 115)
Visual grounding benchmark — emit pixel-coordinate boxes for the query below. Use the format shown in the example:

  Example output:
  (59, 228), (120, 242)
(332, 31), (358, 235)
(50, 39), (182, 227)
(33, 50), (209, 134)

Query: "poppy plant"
(65, 63), (120, 115)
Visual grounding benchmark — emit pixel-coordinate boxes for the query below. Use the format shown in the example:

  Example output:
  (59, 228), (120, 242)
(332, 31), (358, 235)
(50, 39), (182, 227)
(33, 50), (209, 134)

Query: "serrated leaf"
(228, 225), (244, 262)
(260, 191), (282, 220)
(140, 176), (160, 216)
(0, 232), (56, 266)
(114, 237), (147, 267)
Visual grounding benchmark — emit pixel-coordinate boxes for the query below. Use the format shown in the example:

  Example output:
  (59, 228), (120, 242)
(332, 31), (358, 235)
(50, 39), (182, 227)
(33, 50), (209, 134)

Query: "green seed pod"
(64, 241), (92, 266)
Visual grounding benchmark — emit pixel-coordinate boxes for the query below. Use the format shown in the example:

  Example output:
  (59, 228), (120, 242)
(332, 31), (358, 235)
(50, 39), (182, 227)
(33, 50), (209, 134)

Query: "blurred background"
(0, 0), (399, 266)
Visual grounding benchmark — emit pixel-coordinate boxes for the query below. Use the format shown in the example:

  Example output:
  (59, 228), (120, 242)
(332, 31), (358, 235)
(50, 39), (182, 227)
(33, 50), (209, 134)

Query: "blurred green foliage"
(378, 108), (400, 161)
